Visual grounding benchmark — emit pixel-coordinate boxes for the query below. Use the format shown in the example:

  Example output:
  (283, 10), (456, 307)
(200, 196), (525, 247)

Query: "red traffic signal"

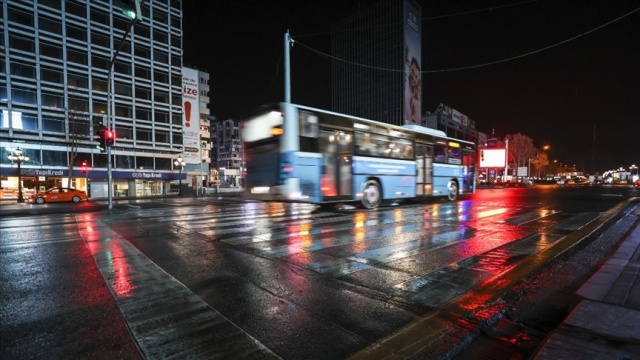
(105, 129), (115, 146)
(81, 160), (88, 174)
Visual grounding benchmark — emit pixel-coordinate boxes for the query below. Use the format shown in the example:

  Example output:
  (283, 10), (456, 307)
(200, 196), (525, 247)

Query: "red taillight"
(282, 166), (294, 172)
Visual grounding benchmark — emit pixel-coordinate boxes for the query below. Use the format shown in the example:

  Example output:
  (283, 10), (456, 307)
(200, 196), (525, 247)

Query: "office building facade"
(0, 0), (207, 200)
(331, 0), (421, 126)
(210, 118), (243, 187)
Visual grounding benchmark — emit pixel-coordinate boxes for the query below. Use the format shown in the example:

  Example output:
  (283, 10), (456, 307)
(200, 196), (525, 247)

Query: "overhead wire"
(293, 6), (640, 74)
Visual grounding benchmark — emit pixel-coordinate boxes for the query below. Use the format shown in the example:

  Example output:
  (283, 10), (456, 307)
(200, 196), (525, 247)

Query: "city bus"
(242, 103), (475, 209)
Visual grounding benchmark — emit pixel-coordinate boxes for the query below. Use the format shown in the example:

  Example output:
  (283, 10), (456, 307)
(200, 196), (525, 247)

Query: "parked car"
(29, 187), (88, 204)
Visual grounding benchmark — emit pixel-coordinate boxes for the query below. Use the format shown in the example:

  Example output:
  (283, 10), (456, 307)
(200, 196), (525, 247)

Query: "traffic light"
(105, 129), (115, 146)
(122, 0), (142, 22)
(81, 161), (88, 174)
(95, 126), (106, 152)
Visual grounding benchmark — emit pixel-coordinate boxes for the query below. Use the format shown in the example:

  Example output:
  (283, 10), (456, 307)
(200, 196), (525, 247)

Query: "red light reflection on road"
(107, 241), (134, 298)
(455, 276), (513, 314)
(77, 214), (134, 298)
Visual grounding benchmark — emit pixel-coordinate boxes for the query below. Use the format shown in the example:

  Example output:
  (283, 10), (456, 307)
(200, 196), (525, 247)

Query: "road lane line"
(75, 215), (280, 359)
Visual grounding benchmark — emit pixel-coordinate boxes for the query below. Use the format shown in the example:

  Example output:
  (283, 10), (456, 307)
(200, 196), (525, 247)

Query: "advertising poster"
(181, 67), (201, 164)
(403, 0), (421, 125)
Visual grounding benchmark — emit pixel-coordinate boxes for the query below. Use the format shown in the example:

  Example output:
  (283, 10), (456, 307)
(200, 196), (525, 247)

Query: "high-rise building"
(0, 0), (209, 200)
(331, 0), (421, 126)
(210, 118), (243, 187)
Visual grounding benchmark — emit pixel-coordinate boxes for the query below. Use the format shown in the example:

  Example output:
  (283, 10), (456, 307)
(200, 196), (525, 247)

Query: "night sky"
(182, 0), (640, 174)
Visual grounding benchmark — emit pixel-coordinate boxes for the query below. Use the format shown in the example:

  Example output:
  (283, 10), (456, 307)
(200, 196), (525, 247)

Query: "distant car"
(557, 179), (565, 186)
(29, 187), (88, 204)
(635, 179), (640, 188)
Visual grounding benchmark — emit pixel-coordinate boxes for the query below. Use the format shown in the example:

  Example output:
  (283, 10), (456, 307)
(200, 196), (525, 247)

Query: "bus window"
(434, 144), (447, 163)
(299, 111), (319, 138)
(355, 131), (374, 155)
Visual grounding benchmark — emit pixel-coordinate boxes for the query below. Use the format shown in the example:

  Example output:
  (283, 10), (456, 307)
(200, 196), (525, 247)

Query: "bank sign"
(0, 167), (184, 180)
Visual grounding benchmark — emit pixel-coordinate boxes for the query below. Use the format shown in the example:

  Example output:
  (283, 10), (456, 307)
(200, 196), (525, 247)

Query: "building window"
(67, 48), (88, 65)
(68, 73), (89, 88)
(41, 92), (64, 108)
(154, 111), (169, 123)
(42, 150), (68, 166)
(10, 34), (35, 53)
(41, 66), (64, 83)
(39, 16), (62, 35)
(136, 128), (152, 141)
(156, 157), (171, 170)
(91, 54), (109, 70)
(11, 87), (38, 105)
(42, 116), (65, 133)
(66, 23), (87, 42)
(136, 156), (154, 169)
(136, 108), (151, 121)
(154, 90), (169, 103)
(8, 6), (34, 27)
(10, 61), (36, 79)
(155, 130), (170, 143)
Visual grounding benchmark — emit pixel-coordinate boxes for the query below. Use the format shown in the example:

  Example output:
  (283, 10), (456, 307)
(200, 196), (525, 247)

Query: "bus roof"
(276, 102), (474, 146)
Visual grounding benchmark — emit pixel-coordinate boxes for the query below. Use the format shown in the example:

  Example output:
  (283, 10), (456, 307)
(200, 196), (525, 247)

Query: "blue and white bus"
(243, 103), (475, 209)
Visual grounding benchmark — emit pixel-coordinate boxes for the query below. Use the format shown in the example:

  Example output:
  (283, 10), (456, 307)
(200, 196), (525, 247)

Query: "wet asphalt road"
(1, 185), (639, 359)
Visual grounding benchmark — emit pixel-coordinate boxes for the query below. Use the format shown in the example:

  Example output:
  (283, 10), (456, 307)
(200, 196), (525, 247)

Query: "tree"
(531, 152), (550, 177)
(505, 133), (536, 176)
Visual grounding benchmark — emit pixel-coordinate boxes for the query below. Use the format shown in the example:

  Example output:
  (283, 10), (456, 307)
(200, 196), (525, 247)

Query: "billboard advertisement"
(479, 149), (506, 168)
(181, 67), (201, 164)
(403, 0), (421, 125)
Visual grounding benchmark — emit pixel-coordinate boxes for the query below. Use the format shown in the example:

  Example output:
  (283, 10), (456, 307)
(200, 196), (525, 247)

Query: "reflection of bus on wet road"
(242, 103), (475, 209)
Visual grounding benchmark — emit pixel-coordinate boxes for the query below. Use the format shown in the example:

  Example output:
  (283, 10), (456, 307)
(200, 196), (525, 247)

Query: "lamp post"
(174, 156), (185, 196)
(8, 147), (29, 203)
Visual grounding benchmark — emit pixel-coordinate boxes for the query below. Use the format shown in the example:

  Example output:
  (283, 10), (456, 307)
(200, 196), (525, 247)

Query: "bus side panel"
(432, 163), (463, 196)
(246, 152), (279, 188)
(352, 157), (416, 200)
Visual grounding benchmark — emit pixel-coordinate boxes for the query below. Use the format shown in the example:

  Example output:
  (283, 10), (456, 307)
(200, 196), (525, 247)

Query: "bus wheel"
(447, 180), (458, 201)
(362, 180), (381, 209)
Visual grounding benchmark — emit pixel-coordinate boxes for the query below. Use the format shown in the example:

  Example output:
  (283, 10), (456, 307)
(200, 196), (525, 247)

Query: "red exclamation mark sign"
(184, 101), (191, 127)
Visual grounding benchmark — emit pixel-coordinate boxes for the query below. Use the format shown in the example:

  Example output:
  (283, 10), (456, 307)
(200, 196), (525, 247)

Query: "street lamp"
(8, 147), (29, 203)
(174, 156), (186, 196)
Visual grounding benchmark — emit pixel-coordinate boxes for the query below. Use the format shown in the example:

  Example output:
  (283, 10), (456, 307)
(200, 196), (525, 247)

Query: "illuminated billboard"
(181, 67), (201, 164)
(479, 149), (506, 168)
(403, 0), (421, 125)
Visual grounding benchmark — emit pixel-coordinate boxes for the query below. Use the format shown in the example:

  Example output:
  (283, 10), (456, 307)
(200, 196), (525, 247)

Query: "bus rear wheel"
(362, 180), (381, 209)
(447, 180), (458, 201)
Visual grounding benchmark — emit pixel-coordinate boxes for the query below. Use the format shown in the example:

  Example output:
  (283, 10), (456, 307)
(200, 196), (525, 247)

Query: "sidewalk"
(533, 208), (640, 359)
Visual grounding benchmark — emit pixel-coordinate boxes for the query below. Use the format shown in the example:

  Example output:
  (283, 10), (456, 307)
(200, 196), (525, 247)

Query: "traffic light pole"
(106, 10), (139, 210)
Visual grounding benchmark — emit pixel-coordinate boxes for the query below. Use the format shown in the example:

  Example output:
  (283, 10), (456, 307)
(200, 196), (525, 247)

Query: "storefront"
(0, 167), (183, 200)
